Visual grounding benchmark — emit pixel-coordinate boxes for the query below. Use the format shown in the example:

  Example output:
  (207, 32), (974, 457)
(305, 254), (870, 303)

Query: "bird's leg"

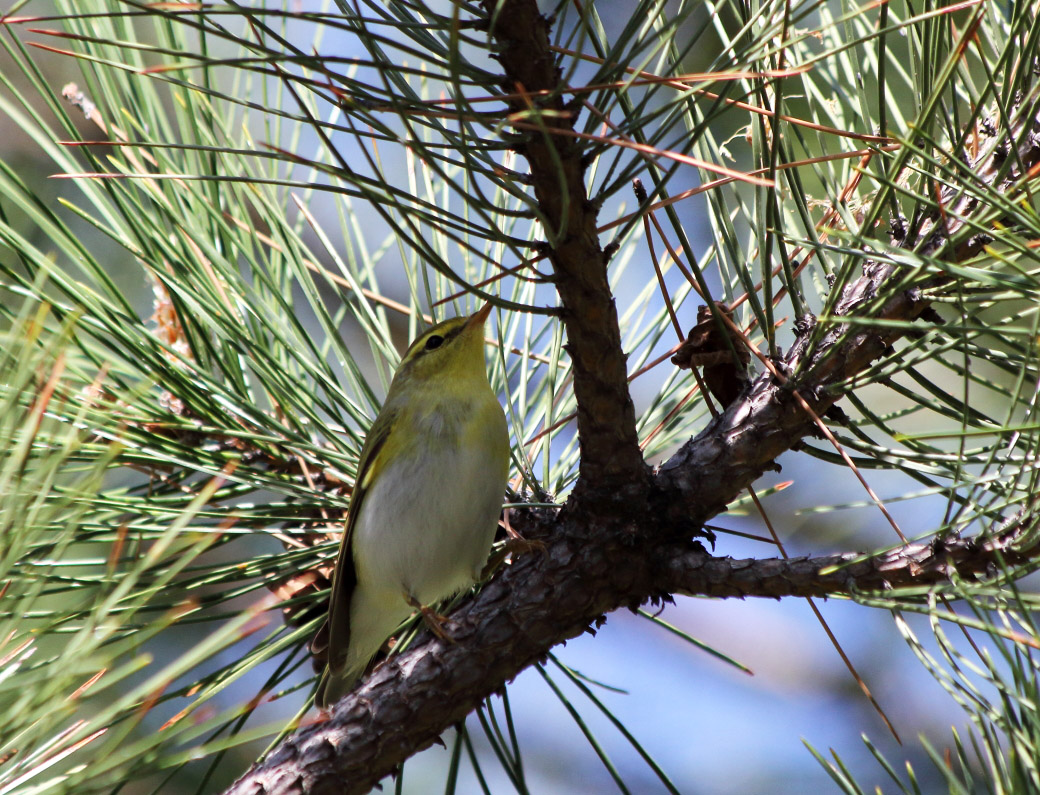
(502, 531), (547, 558)
(404, 593), (456, 642)
(503, 506), (547, 557)
(481, 509), (547, 579)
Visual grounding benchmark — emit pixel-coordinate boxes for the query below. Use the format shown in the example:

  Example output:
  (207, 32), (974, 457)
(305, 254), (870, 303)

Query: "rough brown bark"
(481, 0), (650, 508)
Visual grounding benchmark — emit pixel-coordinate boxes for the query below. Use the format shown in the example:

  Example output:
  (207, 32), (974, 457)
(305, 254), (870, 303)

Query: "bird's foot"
(503, 531), (547, 558)
(502, 507), (547, 560)
(480, 533), (547, 579)
(404, 593), (455, 642)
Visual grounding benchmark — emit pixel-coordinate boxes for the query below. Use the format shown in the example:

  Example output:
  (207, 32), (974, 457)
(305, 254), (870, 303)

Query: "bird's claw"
(405, 593), (456, 642)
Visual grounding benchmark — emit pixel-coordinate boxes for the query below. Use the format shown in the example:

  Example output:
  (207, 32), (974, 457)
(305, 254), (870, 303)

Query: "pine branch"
(657, 87), (1040, 521)
(224, 511), (1040, 795)
(659, 518), (1040, 599)
(223, 5), (1040, 792)
(478, 0), (650, 507)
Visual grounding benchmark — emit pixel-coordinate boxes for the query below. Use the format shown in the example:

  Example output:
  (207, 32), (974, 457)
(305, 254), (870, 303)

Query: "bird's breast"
(351, 396), (508, 606)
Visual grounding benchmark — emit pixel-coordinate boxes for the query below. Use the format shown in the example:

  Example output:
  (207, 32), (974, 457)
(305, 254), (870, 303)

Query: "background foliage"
(0, 0), (1039, 792)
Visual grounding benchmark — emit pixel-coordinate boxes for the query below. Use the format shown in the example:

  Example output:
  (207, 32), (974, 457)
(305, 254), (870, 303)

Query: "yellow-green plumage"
(315, 305), (509, 709)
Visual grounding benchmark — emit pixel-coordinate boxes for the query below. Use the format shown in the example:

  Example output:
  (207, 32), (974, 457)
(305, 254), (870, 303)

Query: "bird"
(314, 303), (509, 709)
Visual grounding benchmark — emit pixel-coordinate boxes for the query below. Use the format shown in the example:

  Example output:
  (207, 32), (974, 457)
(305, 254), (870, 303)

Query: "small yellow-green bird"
(315, 304), (509, 709)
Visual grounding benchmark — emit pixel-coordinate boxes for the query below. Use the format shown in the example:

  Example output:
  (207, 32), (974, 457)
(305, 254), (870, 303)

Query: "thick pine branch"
(223, 4), (1040, 792)
(657, 100), (1040, 521)
(225, 513), (1040, 795)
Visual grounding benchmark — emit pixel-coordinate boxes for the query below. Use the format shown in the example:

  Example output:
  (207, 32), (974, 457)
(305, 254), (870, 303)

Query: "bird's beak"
(467, 302), (493, 330)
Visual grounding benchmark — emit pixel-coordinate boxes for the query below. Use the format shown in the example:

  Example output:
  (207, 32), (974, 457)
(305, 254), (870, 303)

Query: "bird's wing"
(320, 410), (396, 674)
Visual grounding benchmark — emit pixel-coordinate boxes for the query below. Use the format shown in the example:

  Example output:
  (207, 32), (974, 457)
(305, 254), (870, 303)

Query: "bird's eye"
(424, 334), (444, 351)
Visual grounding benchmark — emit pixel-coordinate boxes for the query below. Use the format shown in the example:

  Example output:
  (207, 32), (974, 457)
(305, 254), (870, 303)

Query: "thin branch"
(479, 0), (649, 507)
(659, 524), (1040, 599)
